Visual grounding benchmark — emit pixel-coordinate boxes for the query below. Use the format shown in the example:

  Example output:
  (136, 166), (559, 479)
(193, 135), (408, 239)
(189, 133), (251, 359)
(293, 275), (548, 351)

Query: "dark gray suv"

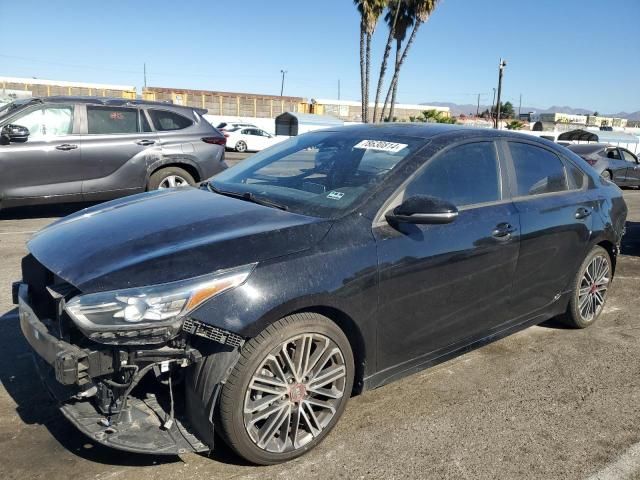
(0, 97), (227, 210)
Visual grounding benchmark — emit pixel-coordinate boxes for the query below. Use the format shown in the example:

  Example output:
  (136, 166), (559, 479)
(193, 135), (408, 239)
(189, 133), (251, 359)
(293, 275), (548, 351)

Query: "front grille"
(182, 318), (244, 348)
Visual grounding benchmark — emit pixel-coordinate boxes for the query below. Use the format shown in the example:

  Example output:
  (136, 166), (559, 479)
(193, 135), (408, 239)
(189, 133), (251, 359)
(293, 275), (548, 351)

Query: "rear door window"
(508, 142), (568, 197)
(148, 109), (193, 131)
(87, 106), (139, 134)
(621, 149), (638, 163)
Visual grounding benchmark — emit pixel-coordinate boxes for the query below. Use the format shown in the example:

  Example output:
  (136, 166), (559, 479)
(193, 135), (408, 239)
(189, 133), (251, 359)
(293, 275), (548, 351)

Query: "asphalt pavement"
(0, 171), (639, 480)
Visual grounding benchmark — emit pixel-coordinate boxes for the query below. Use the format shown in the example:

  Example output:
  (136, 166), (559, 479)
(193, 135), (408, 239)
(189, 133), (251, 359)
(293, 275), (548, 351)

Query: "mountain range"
(423, 102), (640, 121)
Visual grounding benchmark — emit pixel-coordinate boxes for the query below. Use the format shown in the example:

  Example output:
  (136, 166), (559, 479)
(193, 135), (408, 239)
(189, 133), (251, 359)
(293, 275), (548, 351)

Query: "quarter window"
(404, 142), (501, 207)
(509, 142), (568, 196)
(12, 105), (74, 138)
(87, 106), (138, 134)
(148, 110), (192, 131)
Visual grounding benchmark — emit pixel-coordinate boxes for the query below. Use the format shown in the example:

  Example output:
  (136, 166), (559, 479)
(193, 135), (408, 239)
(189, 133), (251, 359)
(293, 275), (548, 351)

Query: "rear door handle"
(135, 139), (155, 146)
(55, 144), (78, 151)
(492, 223), (517, 239)
(575, 207), (592, 219)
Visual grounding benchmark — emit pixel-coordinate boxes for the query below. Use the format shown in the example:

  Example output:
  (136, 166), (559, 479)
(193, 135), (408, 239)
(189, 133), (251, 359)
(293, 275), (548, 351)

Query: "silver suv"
(0, 97), (228, 210)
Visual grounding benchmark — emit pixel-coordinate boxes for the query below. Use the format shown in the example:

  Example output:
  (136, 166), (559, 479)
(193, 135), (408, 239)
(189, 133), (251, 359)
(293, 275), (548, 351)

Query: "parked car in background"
(0, 96), (228, 210)
(15, 125), (626, 465)
(224, 126), (286, 152)
(566, 143), (640, 187)
(216, 121), (258, 131)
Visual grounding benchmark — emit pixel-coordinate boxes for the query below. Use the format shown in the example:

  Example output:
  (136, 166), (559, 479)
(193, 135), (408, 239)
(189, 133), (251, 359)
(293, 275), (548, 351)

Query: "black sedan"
(14, 124), (627, 465)
(566, 143), (640, 187)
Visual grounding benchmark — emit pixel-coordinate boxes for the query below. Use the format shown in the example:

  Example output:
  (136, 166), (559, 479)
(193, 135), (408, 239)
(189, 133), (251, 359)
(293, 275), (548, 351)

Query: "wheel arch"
(289, 305), (367, 396)
(146, 159), (202, 189)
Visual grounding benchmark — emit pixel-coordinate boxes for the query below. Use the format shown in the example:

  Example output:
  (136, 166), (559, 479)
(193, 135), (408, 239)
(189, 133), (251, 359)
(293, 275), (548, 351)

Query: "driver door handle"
(55, 144), (78, 151)
(492, 223), (517, 239)
(575, 207), (592, 219)
(135, 139), (155, 146)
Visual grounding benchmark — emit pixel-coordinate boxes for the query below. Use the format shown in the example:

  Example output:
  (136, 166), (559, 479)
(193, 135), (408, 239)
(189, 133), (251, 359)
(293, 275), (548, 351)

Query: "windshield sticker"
(353, 140), (408, 153)
(327, 191), (345, 200)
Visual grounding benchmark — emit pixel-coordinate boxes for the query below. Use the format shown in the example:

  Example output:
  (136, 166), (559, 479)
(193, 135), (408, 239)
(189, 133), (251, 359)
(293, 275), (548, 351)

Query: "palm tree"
(371, 0), (402, 123)
(380, 0), (439, 121)
(354, 0), (386, 122)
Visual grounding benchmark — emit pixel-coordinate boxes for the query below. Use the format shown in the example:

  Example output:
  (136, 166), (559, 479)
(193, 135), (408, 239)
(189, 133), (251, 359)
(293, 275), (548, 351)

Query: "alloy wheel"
(158, 175), (189, 189)
(243, 333), (347, 454)
(578, 254), (610, 322)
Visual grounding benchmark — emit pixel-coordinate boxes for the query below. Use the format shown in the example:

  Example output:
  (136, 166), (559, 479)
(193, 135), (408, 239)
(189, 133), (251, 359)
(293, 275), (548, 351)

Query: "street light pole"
(495, 59), (507, 129)
(280, 70), (287, 97)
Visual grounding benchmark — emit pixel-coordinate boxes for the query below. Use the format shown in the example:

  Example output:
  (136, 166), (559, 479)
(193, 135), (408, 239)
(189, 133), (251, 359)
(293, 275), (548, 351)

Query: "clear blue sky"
(1, 0), (638, 113)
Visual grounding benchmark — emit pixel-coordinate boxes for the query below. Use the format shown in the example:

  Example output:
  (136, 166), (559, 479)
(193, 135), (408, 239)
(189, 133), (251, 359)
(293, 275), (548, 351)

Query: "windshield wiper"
(206, 183), (289, 211)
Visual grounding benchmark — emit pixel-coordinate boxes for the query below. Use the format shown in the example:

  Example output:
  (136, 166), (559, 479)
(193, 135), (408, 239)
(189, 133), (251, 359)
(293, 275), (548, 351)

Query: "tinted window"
(148, 110), (192, 131)
(606, 149), (621, 160)
(509, 142), (568, 196)
(12, 105), (73, 138)
(87, 106), (138, 134)
(405, 142), (501, 207)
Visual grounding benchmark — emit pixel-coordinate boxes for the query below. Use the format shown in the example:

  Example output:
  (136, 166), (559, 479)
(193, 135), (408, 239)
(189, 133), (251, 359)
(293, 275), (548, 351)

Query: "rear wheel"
(561, 245), (612, 328)
(216, 313), (354, 465)
(147, 166), (195, 190)
(235, 141), (248, 153)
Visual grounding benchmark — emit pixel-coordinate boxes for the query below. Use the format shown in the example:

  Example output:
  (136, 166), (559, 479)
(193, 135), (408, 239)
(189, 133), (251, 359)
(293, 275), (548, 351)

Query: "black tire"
(561, 245), (612, 328)
(147, 166), (195, 190)
(216, 313), (354, 465)
(235, 141), (247, 153)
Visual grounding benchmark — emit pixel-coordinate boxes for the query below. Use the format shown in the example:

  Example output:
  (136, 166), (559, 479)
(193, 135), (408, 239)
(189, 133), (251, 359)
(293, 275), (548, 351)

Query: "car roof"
(26, 96), (207, 114)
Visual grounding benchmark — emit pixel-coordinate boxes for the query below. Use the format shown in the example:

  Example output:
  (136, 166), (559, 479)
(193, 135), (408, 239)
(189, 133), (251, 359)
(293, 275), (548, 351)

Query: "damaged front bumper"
(15, 282), (234, 456)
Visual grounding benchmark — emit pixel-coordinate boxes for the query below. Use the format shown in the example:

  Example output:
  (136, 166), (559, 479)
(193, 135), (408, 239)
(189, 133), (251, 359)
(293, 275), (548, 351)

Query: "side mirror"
(1, 124), (30, 144)
(386, 195), (459, 225)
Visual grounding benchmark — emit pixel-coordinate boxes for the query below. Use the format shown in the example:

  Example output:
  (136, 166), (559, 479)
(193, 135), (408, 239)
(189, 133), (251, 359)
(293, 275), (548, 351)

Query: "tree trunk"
(388, 38), (402, 122)
(359, 24), (366, 123)
(380, 19), (423, 122)
(372, 1), (401, 123)
(364, 32), (373, 123)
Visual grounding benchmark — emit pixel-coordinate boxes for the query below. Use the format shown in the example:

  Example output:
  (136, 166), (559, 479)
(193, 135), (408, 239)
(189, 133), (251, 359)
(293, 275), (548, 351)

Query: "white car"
(225, 127), (286, 152)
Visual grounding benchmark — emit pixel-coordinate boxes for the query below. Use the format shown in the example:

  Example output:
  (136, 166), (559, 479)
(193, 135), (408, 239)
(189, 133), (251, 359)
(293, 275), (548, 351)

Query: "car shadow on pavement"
(0, 203), (97, 220)
(0, 308), (249, 467)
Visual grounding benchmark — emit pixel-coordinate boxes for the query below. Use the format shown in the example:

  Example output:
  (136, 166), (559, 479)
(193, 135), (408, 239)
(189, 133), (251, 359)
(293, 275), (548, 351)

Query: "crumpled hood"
(28, 188), (332, 292)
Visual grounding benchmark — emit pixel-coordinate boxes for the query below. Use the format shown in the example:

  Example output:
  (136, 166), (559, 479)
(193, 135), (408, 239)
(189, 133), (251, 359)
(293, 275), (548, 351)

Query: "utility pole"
(491, 88), (496, 119)
(338, 79), (341, 100)
(143, 63), (147, 90)
(280, 70), (287, 97)
(518, 93), (522, 118)
(476, 93), (481, 117)
(495, 59), (507, 129)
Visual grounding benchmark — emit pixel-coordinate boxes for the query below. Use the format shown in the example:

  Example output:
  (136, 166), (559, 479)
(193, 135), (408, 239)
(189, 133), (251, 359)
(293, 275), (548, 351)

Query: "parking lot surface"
(0, 170), (639, 479)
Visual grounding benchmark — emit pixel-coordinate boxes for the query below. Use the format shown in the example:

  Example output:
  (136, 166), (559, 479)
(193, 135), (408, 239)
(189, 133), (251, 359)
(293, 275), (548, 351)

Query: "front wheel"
(216, 313), (354, 465)
(601, 170), (612, 181)
(561, 245), (612, 328)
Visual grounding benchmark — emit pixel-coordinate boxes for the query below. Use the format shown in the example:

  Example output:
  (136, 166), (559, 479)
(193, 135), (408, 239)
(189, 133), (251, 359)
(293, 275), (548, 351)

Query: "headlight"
(64, 263), (255, 344)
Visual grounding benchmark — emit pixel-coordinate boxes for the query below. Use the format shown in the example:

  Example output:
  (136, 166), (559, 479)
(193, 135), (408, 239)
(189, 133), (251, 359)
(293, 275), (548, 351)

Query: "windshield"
(211, 130), (424, 218)
(0, 99), (36, 121)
